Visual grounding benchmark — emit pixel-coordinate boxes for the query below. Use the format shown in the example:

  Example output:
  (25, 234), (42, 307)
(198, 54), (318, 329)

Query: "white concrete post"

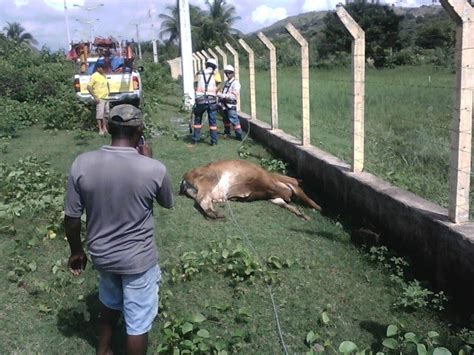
(179, 0), (194, 101)
(208, 48), (219, 66)
(225, 43), (240, 111)
(225, 42), (240, 82)
(192, 55), (196, 74)
(201, 49), (210, 60)
(193, 53), (201, 71)
(258, 32), (279, 130)
(440, 0), (474, 223)
(196, 52), (206, 70)
(215, 46), (228, 68)
(336, 4), (365, 173)
(239, 38), (256, 119)
(286, 23), (310, 146)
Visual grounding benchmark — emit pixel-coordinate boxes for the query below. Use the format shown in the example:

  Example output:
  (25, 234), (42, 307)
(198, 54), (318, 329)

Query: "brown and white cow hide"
(179, 159), (321, 220)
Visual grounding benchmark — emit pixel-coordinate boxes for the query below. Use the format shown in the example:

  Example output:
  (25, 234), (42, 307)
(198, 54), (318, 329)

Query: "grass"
(239, 65), (473, 219)
(0, 78), (466, 353)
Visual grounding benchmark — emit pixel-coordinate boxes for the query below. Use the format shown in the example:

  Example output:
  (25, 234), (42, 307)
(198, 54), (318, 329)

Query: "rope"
(225, 199), (290, 355)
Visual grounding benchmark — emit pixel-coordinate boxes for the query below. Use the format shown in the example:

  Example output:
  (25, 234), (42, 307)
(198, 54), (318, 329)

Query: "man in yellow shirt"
(87, 62), (110, 136)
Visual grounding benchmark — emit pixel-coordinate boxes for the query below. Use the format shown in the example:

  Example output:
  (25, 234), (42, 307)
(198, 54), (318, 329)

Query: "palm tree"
(203, 0), (240, 46)
(3, 22), (38, 46)
(159, 1), (206, 48)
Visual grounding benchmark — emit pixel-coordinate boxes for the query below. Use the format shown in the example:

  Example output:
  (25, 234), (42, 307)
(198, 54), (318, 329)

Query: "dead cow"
(180, 159), (321, 220)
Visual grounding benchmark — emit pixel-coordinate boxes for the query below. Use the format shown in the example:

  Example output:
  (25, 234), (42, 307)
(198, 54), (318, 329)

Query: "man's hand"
(68, 251), (87, 276)
(138, 143), (153, 158)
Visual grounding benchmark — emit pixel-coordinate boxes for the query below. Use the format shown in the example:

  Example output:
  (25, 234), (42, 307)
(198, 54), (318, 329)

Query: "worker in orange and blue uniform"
(218, 65), (242, 141)
(191, 58), (222, 146)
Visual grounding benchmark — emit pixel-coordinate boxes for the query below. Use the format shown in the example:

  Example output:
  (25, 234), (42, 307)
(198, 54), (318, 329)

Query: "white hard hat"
(206, 58), (217, 67)
(224, 64), (235, 72)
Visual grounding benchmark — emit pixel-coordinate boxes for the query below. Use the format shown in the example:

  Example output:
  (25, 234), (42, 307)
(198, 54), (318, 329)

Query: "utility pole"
(134, 23), (142, 60)
(179, 0), (194, 101)
(63, 0), (72, 49)
(149, 1), (158, 63)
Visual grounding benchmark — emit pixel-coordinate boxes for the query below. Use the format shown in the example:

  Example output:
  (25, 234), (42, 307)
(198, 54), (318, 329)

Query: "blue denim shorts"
(98, 264), (161, 336)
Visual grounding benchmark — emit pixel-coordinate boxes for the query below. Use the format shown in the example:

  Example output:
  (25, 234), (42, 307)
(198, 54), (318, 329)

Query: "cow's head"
(179, 179), (197, 198)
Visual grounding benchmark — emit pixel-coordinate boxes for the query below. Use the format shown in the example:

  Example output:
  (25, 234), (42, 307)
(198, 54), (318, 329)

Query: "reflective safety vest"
(195, 68), (218, 98)
(221, 78), (241, 108)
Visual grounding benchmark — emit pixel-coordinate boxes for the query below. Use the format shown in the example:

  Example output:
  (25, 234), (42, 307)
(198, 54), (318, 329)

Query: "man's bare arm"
(64, 215), (87, 276)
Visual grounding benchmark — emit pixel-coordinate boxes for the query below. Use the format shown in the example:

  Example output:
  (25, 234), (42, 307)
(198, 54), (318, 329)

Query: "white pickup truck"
(71, 39), (144, 108)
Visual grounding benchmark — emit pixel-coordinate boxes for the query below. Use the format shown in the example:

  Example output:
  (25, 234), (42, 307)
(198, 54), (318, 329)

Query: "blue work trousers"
(223, 108), (242, 140)
(192, 102), (218, 144)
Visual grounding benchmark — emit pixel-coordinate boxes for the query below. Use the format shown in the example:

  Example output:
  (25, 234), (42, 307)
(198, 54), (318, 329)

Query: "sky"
(0, 0), (434, 51)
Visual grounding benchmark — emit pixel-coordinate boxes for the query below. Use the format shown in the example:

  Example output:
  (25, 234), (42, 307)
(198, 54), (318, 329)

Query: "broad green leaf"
(306, 331), (319, 344)
(404, 332), (417, 343)
(321, 311), (330, 325)
(181, 340), (194, 349)
(417, 344), (427, 355)
(238, 307), (252, 318)
(190, 313), (206, 323)
(339, 341), (358, 353)
(382, 338), (399, 350)
(181, 322), (193, 334)
(428, 331), (440, 338)
(197, 329), (210, 338)
(222, 249), (229, 258)
(387, 324), (399, 337)
(232, 329), (245, 338)
(433, 348), (451, 355)
(215, 341), (226, 351)
(28, 261), (37, 272)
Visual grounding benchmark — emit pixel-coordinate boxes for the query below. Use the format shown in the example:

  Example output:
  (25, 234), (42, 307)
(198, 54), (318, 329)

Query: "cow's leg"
(196, 195), (225, 219)
(270, 197), (310, 220)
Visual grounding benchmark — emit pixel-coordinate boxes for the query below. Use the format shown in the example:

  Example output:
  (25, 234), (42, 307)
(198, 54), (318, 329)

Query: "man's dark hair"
(206, 63), (216, 71)
(96, 62), (105, 69)
(108, 120), (142, 139)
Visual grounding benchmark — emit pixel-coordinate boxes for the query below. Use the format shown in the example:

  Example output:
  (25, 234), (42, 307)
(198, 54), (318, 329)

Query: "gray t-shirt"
(64, 145), (174, 275)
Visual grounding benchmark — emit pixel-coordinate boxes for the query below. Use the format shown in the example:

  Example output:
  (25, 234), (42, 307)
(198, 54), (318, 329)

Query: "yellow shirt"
(88, 72), (109, 99)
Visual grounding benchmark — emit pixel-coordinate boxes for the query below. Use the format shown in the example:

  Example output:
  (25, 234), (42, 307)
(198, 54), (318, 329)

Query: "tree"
(202, 0), (240, 47)
(159, 0), (240, 51)
(318, 2), (403, 67)
(3, 22), (38, 46)
(158, 1), (206, 50)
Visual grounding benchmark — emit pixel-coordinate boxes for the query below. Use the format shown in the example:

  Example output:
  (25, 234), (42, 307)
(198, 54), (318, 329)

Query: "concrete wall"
(239, 113), (474, 309)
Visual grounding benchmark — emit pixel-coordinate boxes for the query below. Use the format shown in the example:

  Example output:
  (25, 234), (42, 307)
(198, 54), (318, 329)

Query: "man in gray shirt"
(64, 104), (174, 355)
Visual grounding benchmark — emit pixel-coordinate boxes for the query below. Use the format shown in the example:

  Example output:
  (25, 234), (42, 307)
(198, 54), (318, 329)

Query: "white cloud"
(251, 5), (287, 24)
(303, 0), (338, 12)
(14, 0), (29, 6)
(44, 0), (84, 11)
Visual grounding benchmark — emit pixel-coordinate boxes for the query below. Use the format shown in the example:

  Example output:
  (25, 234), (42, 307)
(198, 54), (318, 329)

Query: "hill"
(247, 5), (445, 40)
